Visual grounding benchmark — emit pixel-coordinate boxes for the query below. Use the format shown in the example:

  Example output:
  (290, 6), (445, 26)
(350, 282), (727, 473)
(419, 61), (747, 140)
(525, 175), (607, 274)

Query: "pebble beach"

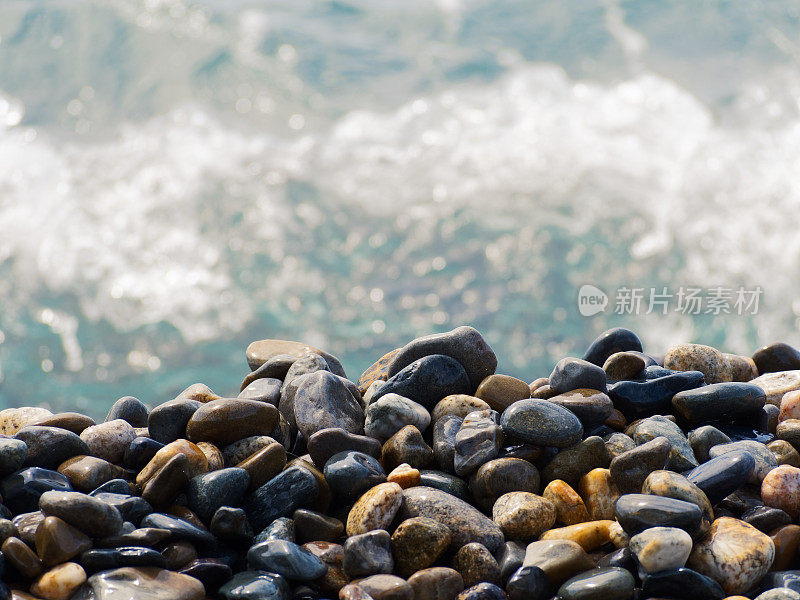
(2, 326), (800, 600)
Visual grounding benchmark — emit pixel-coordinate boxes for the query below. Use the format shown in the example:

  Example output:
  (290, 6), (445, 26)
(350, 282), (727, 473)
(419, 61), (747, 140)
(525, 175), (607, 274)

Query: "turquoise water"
(1, 1), (800, 417)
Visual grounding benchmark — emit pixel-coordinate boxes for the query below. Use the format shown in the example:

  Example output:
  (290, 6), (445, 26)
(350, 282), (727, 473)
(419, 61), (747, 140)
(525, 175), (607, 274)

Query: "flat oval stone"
(673, 382), (766, 423)
(186, 399), (279, 445)
(630, 526), (692, 573)
(500, 399), (583, 448)
(684, 450), (756, 504)
(324, 451), (386, 502)
(547, 389), (613, 426)
(549, 358), (607, 394)
(475, 374), (531, 413)
(664, 343), (728, 384)
(641, 470), (713, 531)
(346, 482), (403, 536)
(292, 370), (364, 440)
(603, 351), (647, 381)
(688, 517), (775, 596)
(222, 435), (278, 466)
(81, 547), (167, 572)
(219, 570), (290, 600)
(147, 399), (202, 444)
(39, 490), (124, 538)
(470, 457), (540, 512)
(407, 567), (465, 600)
(15, 426), (90, 469)
(242, 465), (319, 532)
(583, 328), (643, 367)
(239, 377), (282, 406)
(399, 486), (504, 553)
(762, 465), (800, 519)
(246, 339), (345, 376)
(0, 437), (28, 476)
(364, 394), (431, 442)
(373, 354), (471, 410)
(84, 566), (205, 600)
(641, 567), (725, 600)
(557, 567), (634, 600)
(492, 492), (555, 540)
(609, 371), (706, 420)
(771, 524), (800, 571)
(307, 427), (382, 470)
(188, 467), (250, 520)
(95, 528), (172, 549)
(753, 343), (800, 374)
(522, 540), (593, 587)
(31, 412), (96, 435)
(614, 494), (704, 539)
(293, 508), (343, 543)
(0, 467), (72, 514)
(58, 455), (129, 493)
(2, 534), (43, 579)
(750, 371), (800, 406)
(140, 513), (216, 548)
(386, 326), (497, 391)
(0, 407), (53, 436)
(604, 433), (635, 460)
(247, 539), (327, 582)
(708, 440), (777, 483)
(141, 453), (190, 509)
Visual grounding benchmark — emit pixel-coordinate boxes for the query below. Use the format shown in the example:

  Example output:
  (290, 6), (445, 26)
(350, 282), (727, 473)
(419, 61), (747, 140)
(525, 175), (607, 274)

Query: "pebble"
(58, 455), (129, 493)
(31, 412), (96, 435)
(247, 539), (327, 581)
(141, 453), (190, 508)
(583, 328), (643, 367)
(631, 415), (699, 471)
(30, 562), (87, 600)
(614, 493), (704, 539)
(239, 377), (282, 406)
(470, 457), (540, 511)
(684, 450), (756, 504)
(407, 567), (465, 600)
(385, 326), (498, 391)
(0, 407), (53, 436)
(374, 354), (472, 410)
(780, 390), (800, 422)
(400, 486), (504, 553)
(708, 440), (777, 483)
(540, 519), (620, 551)
(432, 395), (492, 423)
(237, 441), (287, 490)
(358, 348), (401, 395)
(454, 410), (502, 476)
(343, 529), (393, 577)
(492, 491), (555, 540)
(543, 435), (609, 486)
(688, 517), (776, 595)
(14, 426), (89, 469)
(609, 370), (706, 420)
(456, 582), (505, 600)
(604, 433), (636, 460)
(506, 565), (551, 600)
(246, 338), (345, 374)
(81, 547), (167, 572)
(391, 517), (451, 577)
(219, 570), (290, 600)
(522, 539), (593, 586)
(474, 374), (531, 413)
(753, 343), (800, 374)
(770, 524), (800, 571)
(557, 567), (634, 600)
(672, 382), (766, 423)
(136, 439), (208, 487)
(641, 470), (714, 530)
(364, 394), (431, 442)
(307, 427), (382, 470)
(640, 567), (725, 600)
(324, 450), (386, 501)
(346, 482), (403, 536)
(34, 515), (92, 566)
(186, 399), (279, 445)
(386, 463), (420, 488)
(242, 465), (319, 532)
(84, 566), (206, 600)
(433, 414), (461, 472)
(39, 490), (123, 538)
(609, 436), (670, 494)
(452, 542), (501, 587)
(689, 425), (732, 463)
(3, 535), (44, 578)
(750, 370), (800, 405)
(603, 351), (647, 381)
(629, 526), (693, 572)
(382, 425), (434, 470)
(147, 398), (202, 444)
(548, 357), (607, 394)
(187, 467), (250, 520)
(762, 464), (800, 518)
(664, 343), (728, 383)
(292, 370), (364, 439)
(0, 437), (28, 476)
(547, 389), (614, 427)
(542, 479), (590, 526)
(222, 435), (278, 466)
(500, 398), (583, 448)
(106, 396), (150, 428)
(578, 468), (620, 521)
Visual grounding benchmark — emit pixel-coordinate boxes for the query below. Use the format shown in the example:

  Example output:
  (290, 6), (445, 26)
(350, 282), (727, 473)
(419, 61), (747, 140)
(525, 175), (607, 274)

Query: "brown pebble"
(387, 463), (421, 489)
(163, 540), (198, 570)
(475, 374), (531, 412)
(407, 567), (464, 600)
(578, 468), (620, 520)
(452, 543), (500, 587)
(236, 442), (287, 490)
(136, 439), (208, 487)
(346, 483), (403, 536)
(542, 479), (591, 526)
(2, 536), (43, 579)
(34, 516), (92, 567)
(30, 562), (86, 600)
(770, 524), (800, 571)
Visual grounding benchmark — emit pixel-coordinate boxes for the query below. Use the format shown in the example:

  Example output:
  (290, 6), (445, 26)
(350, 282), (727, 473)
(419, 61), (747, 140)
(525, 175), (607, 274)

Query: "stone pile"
(1, 326), (800, 600)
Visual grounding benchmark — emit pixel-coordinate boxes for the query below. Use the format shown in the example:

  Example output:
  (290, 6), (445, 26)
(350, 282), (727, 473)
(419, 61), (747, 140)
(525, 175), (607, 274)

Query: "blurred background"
(1, 0), (800, 417)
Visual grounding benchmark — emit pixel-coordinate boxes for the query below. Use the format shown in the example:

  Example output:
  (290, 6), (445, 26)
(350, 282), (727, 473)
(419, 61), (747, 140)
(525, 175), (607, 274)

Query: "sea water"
(1, 0), (799, 417)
